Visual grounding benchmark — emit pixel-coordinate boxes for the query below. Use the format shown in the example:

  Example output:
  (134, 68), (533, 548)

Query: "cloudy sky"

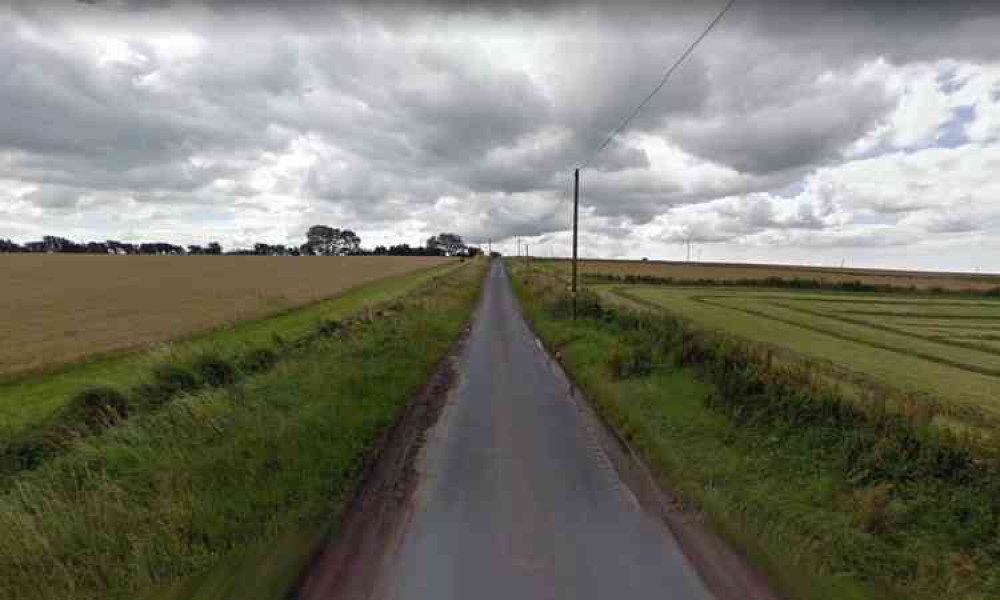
(2, 0), (1000, 271)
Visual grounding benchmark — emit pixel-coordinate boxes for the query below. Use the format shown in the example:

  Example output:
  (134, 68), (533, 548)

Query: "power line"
(578, 0), (736, 170)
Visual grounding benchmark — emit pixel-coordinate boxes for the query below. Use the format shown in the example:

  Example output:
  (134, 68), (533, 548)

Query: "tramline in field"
(611, 286), (1000, 424)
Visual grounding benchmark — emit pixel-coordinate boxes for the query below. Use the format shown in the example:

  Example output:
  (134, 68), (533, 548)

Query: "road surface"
(356, 260), (715, 600)
(295, 259), (717, 599)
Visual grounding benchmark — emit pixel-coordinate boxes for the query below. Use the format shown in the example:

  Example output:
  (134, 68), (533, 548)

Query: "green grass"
(0, 260), (485, 600)
(508, 260), (1000, 600)
(0, 261), (459, 435)
(616, 286), (1000, 425)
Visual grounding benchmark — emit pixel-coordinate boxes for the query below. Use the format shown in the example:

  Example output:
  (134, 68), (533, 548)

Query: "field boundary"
(581, 271), (1000, 296)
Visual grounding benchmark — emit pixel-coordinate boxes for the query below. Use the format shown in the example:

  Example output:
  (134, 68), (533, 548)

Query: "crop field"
(572, 258), (1000, 291)
(616, 286), (1000, 423)
(0, 254), (450, 376)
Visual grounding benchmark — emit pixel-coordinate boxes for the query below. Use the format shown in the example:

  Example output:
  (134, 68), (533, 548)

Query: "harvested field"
(0, 255), (450, 375)
(571, 258), (1000, 291)
(619, 286), (1000, 423)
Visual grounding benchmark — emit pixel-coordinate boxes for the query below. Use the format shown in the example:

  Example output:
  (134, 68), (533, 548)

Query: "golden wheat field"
(0, 255), (450, 375)
(575, 259), (1000, 291)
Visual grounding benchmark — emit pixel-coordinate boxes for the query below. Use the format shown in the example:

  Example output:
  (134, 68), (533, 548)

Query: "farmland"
(576, 258), (1000, 291)
(0, 256), (457, 432)
(528, 258), (1000, 427)
(617, 287), (1000, 424)
(0, 254), (451, 376)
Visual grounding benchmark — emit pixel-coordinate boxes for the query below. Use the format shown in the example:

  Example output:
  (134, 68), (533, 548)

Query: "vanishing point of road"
(314, 260), (716, 600)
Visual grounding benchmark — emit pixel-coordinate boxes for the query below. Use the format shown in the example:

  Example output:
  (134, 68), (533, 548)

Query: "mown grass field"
(0, 258), (458, 433)
(508, 259), (1000, 600)
(572, 258), (1000, 291)
(0, 258), (485, 600)
(0, 254), (450, 376)
(618, 287), (1000, 425)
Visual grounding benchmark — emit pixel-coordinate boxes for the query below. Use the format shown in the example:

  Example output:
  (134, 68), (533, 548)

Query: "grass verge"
(0, 259), (485, 600)
(509, 260), (1000, 600)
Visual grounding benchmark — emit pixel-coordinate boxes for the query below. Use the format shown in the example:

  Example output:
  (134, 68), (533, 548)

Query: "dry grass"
(572, 258), (1000, 291)
(0, 255), (450, 375)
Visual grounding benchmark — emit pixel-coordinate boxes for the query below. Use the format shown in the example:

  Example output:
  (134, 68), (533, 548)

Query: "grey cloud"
(3, 0), (1000, 264)
(666, 75), (893, 174)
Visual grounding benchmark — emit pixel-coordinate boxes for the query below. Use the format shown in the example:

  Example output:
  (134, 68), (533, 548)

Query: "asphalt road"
(369, 260), (714, 600)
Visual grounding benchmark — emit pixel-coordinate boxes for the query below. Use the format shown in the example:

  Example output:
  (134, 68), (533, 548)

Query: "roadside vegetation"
(508, 259), (1000, 600)
(0, 259), (485, 600)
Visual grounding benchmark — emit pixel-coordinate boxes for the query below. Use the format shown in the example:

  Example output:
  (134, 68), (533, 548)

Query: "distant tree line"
(0, 227), (483, 258)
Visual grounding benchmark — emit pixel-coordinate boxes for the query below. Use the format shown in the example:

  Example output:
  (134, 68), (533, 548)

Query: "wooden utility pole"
(572, 168), (580, 319)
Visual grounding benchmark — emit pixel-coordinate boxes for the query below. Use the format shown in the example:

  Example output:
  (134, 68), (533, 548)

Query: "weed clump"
(607, 343), (655, 380)
(0, 385), (130, 473)
(65, 385), (131, 431)
(240, 347), (279, 373)
(133, 362), (200, 407)
(193, 353), (239, 386)
(548, 289), (606, 320)
(315, 318), (343, 337)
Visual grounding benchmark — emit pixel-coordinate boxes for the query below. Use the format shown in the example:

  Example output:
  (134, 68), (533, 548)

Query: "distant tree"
(42, 236), (77, 253)
(336, 229), (362, 255)
(85, 241), (109, 254)
(388, 243), (413, 256)
(206, 242), (223, 255)
(426, 233), (466, 257)
(187, 244), (204, 255)
(373, 245), (388, 256)
(387, 243), (442, 256)
(253, 243), (290, 256)
(139, 242), (184, 255)
(303, 225), (362, 256)
(304, 225), (334, 255)
(0, 239), (21, 253)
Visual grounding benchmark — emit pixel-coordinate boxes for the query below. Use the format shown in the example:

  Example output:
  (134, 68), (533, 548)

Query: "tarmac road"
(367, 259), (715, 600)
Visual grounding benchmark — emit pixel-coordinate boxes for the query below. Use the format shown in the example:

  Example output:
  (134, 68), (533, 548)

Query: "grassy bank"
(0, 259), (485, 600)
(0, 260), (460, 434)
(508, 260), (1000, 600)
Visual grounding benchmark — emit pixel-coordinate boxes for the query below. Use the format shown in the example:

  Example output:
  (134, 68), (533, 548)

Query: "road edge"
(284, 261), (489, 600)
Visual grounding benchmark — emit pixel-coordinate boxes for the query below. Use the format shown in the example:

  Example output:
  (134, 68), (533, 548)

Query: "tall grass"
(0, 261), (485, 600)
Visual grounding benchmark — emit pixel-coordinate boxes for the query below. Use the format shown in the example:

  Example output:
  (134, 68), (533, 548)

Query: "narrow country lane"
(305, 259), (716, 600)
